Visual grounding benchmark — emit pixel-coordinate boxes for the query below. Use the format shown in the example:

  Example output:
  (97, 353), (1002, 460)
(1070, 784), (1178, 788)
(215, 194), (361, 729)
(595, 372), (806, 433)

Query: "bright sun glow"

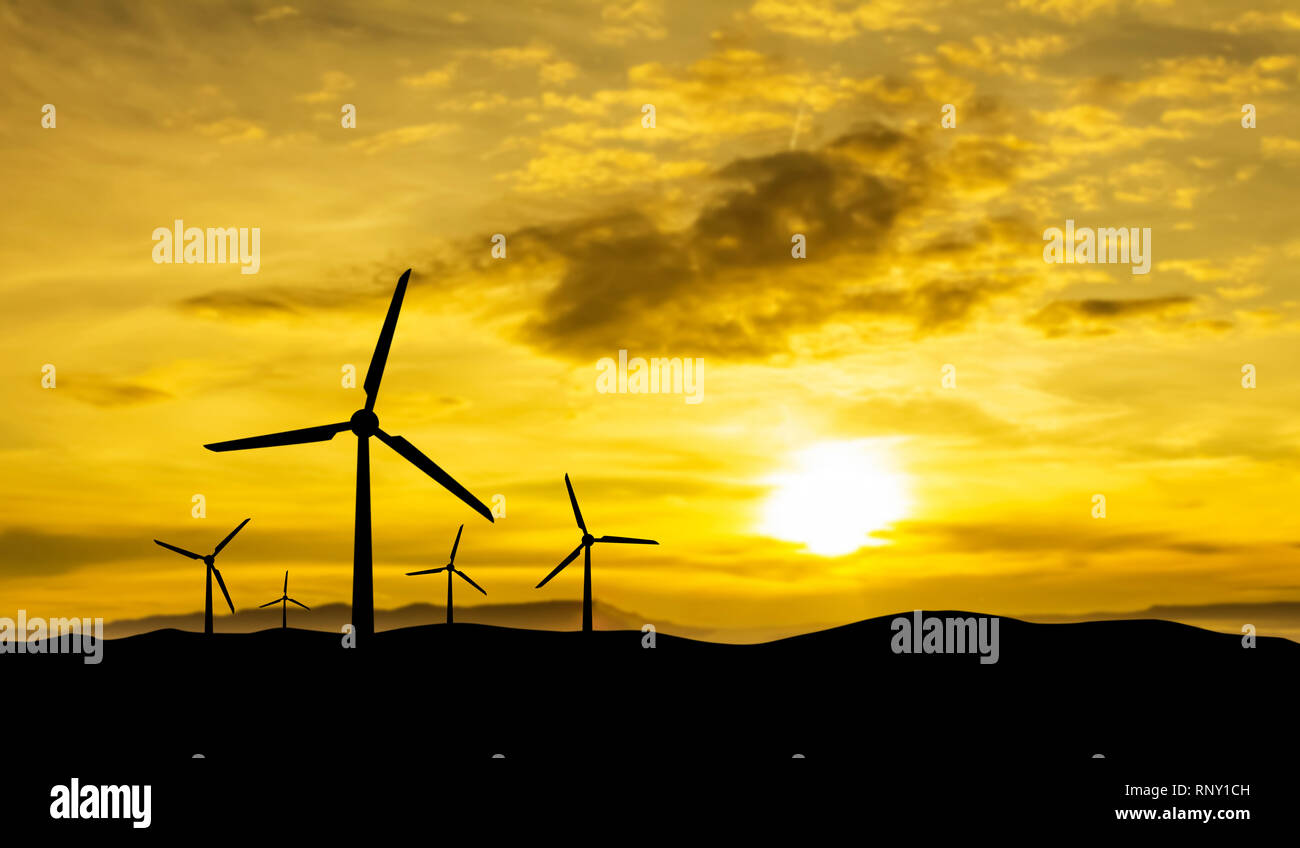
(761, 440), (910, 556)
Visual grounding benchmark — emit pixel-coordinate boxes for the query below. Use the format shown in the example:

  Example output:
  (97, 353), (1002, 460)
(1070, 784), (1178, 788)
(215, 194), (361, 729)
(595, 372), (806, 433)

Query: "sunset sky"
(2, 0), (1298, 638)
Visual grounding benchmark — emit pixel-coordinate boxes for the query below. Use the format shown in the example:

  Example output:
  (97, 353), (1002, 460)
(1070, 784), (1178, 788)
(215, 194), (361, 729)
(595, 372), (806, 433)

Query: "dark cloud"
(176, 276), (394, 319)
(59, 376), (171, 407)
(879, 519), (1246, 556)
(514, 211), (698, 356)
(940, 135), (1028, 194)
(0, 528), (152, 576)
(506, 124), (1023, 360)
(1054, 22), (1283, 83)
(0, 525), (362, 579)
(696, 138), (914, 266)
(1027, 296), (1198, 337)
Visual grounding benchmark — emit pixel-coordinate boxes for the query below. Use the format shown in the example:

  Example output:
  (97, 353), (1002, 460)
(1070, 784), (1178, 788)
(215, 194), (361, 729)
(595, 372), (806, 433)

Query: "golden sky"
(2, 0), (1298, 636)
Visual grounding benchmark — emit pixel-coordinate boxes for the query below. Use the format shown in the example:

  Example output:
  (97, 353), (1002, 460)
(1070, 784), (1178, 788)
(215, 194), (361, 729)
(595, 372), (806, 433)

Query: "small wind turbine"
(406, 524), (485, 624)
(259, 570), (310, 629)
(153, 518), (248, 634)
(535, 475), (657, 632)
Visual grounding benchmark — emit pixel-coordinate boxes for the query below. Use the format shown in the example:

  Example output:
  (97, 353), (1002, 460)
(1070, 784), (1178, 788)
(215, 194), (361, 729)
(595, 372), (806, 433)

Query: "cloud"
(1162, 259), (1230, 282)
(747, 0), (941, 42)
(1212, 10), (1300, 33)
(401, 62), (458, 89)
(1069, 55), (1296, 106)
(595, 0), (667, 45)
(194, 117), (267, 143)
(830, 394), (1024, 443)
(1031, 106), (1184, 156)
(1027, 296), (1201, 337)
(495, 46), (909, 173)
(504, 124), (1029, 359)
(1159, 107), (1228, 126)
(347, 122), (457, 155)
(176, 279), (393, 320)
(0, 528), (157, 576)
(1262, 137), (1300, 160)
(0, 524), (359, 578)
(936, 34), (1068, 80)
(1012, 0), (1147, 20)
(879, 519), (1239, 556)
(57, 376), (172, 408)
(296, 71), (355, 103)
(540, 60), (579, 85)
(502, 145), (708, 194)
(1215, 284), (1266, 301)
(468, 43), (579, 85)
(253, 5), (300, 24)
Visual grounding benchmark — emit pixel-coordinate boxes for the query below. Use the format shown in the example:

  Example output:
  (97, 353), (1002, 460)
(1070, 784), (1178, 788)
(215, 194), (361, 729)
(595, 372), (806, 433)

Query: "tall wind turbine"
(259, 570), (310, 629)
(535, 475), (657, 632)
(406, 524), (486, 624)
(153, 518), (248, 634)
(203, 270), (494, 644)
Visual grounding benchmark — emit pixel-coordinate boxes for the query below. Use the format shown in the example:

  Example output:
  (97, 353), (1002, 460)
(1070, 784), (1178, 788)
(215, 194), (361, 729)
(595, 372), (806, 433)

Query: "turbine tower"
(259, 570), (310, 629)
(203, 270), (494, 644)
(535, 475), (657, 632)
(153, 518), (248, 634)
(406, 524), (486, 624)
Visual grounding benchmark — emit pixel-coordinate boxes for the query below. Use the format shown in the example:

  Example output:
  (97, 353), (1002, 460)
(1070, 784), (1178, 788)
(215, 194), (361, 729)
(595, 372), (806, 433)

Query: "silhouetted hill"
(5, 611), (1296, 766)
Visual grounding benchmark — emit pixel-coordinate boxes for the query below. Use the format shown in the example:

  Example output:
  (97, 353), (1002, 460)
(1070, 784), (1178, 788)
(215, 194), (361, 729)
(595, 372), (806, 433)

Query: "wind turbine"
(259, 570), (310, 629)
(153, 518), (248, 634)
(202, 270), (494, 644)
(535, 475), (657, 632)
(406, 524), (486, 624)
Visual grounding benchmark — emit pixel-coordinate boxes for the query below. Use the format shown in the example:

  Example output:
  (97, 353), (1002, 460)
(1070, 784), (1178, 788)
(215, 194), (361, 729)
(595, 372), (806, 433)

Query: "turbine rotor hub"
(203, 555), (215, 567)
(349, 408), (380, 436)
(582, 533), (595, 546)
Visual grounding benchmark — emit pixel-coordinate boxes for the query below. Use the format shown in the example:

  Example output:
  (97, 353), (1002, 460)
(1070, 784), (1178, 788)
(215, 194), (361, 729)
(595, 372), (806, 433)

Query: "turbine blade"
(564, 474), (586, 533)
(536, 545), (582, 588)
(449, 524), (464, 564)
(213, 518), (251, 555)
(456, 569), (487, 595)
(283, 570), (288, 594)
(204, 422), (349, 452)
(406, 567), (446, 576)
(597, 536), (659, 545)
(154, 540), (201, 559)
(288, 598), (310, 610)
(375, 430), (493, 522)
(211, 566), (235, 614)
(258, 599), (279, 609)
(363, 269), (411, 412)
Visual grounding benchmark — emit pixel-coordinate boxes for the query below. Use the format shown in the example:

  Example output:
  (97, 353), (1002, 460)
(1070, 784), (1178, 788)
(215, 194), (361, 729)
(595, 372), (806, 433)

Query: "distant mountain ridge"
(101, 599), (1300, 643)
(101, 600), (826, 644)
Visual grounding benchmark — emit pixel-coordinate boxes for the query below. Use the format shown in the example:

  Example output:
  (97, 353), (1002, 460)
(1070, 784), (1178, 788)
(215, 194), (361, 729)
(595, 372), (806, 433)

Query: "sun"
(760, 440), (910, 556)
